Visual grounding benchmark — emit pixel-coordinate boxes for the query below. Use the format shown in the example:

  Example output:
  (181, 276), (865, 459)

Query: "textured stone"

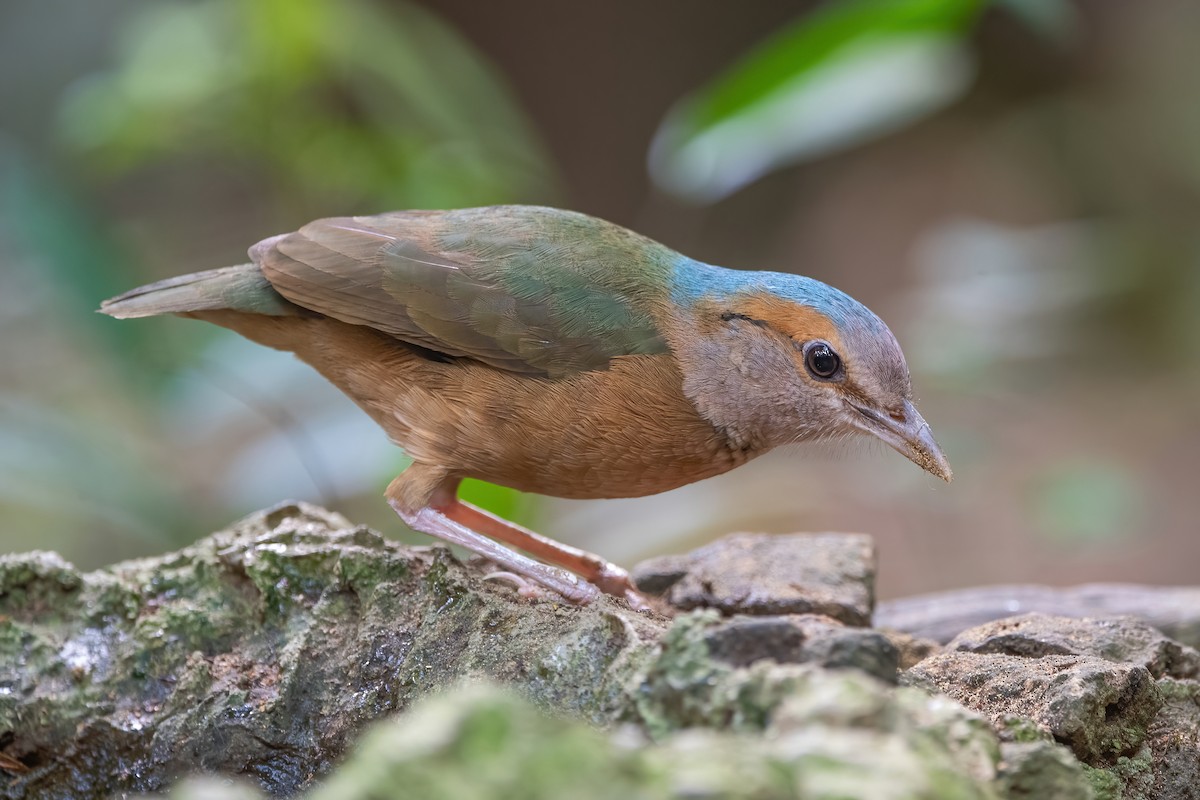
(0, 503), (668, 798)
(906, 651), (1160, 763)
(309, 682), (1006, 800)
(996, 741), (1093, 800)
(882, 629), (942, 670)
(1146, 678), (1200, 800)
(4, 507), (1196, 799)
(632, 532), (875, 626)
(704, 614), (898, 682)
(948, 613), (1200, 680)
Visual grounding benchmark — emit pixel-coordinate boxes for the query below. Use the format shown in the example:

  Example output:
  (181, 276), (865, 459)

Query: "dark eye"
(804, 342), (841, 379)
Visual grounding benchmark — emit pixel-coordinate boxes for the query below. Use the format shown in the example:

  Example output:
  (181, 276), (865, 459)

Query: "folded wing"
(255, 206), (675, 377)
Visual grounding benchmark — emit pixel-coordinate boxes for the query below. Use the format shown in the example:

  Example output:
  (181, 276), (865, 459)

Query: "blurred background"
(2, 0), (1198, 600)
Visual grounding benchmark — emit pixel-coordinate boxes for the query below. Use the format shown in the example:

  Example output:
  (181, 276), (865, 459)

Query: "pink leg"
(389, 500), (600, 605)
(442, 500), (649, 611)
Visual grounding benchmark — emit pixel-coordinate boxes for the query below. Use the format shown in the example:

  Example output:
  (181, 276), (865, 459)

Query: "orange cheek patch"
(734, 293), (844, 353)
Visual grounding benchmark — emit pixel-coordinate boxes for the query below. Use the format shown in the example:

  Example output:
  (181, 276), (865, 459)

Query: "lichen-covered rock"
(3, 506), (1195, 799)
(905, 612), (1200, 799)
(632, 532), (875, 625)
(628, 609), (903, 737)
(1146, 678), (1200, 799)
(160, 684), (1011, 800)
(0, 503), (668, 798)
(996, 741), (1093, 800)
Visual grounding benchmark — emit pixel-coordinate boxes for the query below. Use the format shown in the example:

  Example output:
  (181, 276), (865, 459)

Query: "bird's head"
(670, 267), (951, 482)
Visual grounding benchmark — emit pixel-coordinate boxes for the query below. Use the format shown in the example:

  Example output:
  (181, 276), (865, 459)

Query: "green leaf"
(650, 0), (985, 202)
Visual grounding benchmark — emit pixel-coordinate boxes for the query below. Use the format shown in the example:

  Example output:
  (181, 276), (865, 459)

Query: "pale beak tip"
(849, 399), (954, 484)
(916, 447), (953, 483)
(907, 419), (953, 484)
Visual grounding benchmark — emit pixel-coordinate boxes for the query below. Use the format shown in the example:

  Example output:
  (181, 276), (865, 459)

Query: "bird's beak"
(847, 398), (953, 482)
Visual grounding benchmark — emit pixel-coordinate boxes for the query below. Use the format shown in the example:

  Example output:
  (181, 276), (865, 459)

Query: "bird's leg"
(386, 474), (601, 605)
(442, 499), (649, 611)
(389, 499), (600, 604)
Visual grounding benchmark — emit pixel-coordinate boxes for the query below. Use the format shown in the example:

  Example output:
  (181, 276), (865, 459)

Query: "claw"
(483, 571), (553, 601)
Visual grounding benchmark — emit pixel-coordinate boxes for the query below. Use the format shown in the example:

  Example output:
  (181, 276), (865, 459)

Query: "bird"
(101, 205), (951, 608)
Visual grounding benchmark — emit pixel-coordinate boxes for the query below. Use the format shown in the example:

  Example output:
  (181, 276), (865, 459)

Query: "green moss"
(335, 528), (410, 595)
(1080, 744), (1155, 800)
(420, 549), (470, 605)
(0, 552), (84, 629)
(241, 545), (340, 615)
(1156, 676), (1200, 701)
(84, 572), (145, 624)
(629, 610), (733, 736)
(999, 715), (1051, 744)
(0, 617), (32, 652)
(1081, 764), (1122, 800)
(304, 685), (1002, 800)
(1, 503), (1166, 799)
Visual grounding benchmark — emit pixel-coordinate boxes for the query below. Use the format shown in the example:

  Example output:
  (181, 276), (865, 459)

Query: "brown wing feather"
(253, 207), (674, 377)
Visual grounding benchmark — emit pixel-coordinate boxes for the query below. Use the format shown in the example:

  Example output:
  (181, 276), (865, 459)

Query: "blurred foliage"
(650, 0), (1079, 202)
(1028, 459), (1143, 545)
(1, 0), (555, 563)
(58, 0), (553, 212)
(2, 0), (1198, 592)
(651, 0), (986, 201)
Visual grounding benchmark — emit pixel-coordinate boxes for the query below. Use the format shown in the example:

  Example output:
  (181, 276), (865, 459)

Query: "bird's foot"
(589, 562), (652, 612)
(485, 567), (649, 610)
(483, 571), (555, 601)
(390, 500), (601, 605)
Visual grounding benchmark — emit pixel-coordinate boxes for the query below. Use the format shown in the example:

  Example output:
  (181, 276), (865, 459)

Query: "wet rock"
(948, 613), (1200, 680)
(632, 532), (875, 626)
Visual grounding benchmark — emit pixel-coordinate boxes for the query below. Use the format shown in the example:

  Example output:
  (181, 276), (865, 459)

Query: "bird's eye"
(804, 342), (841, 379)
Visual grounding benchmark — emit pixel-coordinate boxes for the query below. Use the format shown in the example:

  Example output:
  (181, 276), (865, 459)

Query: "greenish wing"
(254, 206), (673, 377)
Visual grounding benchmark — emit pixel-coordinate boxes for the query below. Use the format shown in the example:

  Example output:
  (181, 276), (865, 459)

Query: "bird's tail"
(99, 263), (301, 319)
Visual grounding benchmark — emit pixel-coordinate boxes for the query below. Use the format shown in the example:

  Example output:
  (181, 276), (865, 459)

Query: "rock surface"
(0, 503), (667, 797)
(907, 650), (1161, 762)
(632, 532), (875, 625)
(1, 503), (1195, 798)
(169, 681), (1003, 800)
(946, 613), (1200, 680)
(702, 613), (898, 682)
(906, 612), (1200, 799)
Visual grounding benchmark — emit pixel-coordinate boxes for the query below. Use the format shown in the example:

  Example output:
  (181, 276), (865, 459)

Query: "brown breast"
(186, 310), (758, 500)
